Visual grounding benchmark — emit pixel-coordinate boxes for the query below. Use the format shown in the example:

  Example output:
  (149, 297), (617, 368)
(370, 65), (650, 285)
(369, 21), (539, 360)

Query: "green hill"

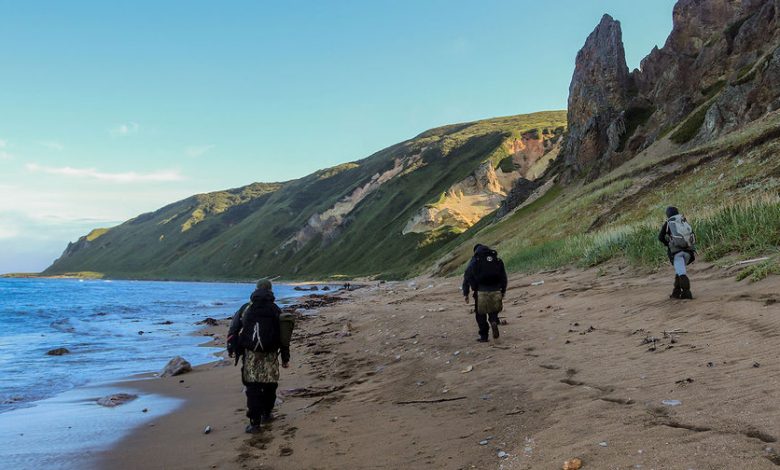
(45, 111), (566, 280)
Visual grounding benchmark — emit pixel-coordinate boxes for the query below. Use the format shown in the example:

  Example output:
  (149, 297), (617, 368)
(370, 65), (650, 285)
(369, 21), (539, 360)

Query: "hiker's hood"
(666, 206), (680, 218)
(474, 245), (493, 257)
(473, 243), (485, 253)
(250, 288), (275, 304)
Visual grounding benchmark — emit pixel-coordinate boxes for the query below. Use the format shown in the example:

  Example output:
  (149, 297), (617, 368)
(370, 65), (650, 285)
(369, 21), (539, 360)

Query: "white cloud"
(185, 144), (215, 158)
(110, 122), (139, 137)
(0, 139), (12, 160)
(0, 224), (20, 240)
(25, 163), (185, 183)
(39, 140), (65, 151)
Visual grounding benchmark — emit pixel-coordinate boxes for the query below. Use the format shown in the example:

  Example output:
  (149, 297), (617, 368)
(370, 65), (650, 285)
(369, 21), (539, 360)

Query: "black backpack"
(238, 301), (281, 353)
(474, 249), (502, 286)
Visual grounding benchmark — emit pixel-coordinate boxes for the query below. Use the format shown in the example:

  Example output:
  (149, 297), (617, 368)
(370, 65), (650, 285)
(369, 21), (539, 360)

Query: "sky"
(0, 0), (676, 273)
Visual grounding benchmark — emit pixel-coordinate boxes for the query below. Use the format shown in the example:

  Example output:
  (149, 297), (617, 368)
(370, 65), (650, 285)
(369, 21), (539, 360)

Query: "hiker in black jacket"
(463, 244), (508, 342)
(658, 206), (696, 299)
(227, 279), (290, 433)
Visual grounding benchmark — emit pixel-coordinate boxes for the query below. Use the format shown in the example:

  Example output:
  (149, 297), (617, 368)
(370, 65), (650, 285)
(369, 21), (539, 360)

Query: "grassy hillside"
(431, 110), (780, 281)
(45, 111), (567, 280)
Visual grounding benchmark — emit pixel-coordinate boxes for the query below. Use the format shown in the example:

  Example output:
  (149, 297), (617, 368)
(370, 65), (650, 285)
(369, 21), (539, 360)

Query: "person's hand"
(464, 296), (469, 304)
(282, 362), (289, 368)
(228, 351), (234, 358)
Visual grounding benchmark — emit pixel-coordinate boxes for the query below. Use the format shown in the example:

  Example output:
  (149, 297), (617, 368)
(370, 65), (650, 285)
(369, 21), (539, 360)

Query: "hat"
(256, 279), (272, 290)
(665, 206), (679, 218)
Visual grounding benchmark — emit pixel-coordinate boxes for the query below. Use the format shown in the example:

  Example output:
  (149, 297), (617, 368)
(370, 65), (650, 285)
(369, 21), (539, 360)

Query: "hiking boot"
(490, 321), (500, 339)
(476, 337), (488, 343)
(245, 423), (262, 434)
(670, 275), (682, 299)
(679, 275), (693, 299)
(261, 413), (275, 424)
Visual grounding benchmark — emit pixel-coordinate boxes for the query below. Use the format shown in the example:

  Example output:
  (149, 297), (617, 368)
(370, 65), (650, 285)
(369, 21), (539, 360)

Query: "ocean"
(0, 277), (320, 468)
(0, 278), (311, 413)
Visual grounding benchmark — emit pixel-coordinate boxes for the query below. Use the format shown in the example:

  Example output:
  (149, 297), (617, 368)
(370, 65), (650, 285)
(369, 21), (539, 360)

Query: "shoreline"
(94, 265), (780, 469)
(0, 272), (366, 286)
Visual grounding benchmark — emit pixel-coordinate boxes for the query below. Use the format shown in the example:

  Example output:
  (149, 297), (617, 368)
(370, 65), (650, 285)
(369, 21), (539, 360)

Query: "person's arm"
(226, 303), (246, 357)
(658, 222), (669, 246)
(499, 260), (508, 296)
(462, 259), (475, 300)
(275, 305), (290, 366)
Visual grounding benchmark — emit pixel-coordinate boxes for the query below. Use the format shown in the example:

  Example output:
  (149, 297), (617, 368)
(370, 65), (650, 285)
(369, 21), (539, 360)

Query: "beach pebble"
(498, 451), (509, 458)
(161, 356), (192, 377)
(599, 441), (608, 447)
(203, 425), (211, 434)
(46, 347), (70, 356)
(563, 458), (583, 470)
(661, 399), (682, 406)
(97, 393), (138, 407)
(479, 440), (489, 446)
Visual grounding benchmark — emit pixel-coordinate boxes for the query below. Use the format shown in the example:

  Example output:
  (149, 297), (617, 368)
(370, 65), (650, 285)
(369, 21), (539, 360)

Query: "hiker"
(658, 206), (696, 299)
(463, 244), (508, 342)
(227, 279), (291, 433)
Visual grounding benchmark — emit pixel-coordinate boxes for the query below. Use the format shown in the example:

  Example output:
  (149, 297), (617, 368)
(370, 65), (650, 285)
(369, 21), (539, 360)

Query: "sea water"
(0, 277), (316, 468)
(0, 277), (309, 412)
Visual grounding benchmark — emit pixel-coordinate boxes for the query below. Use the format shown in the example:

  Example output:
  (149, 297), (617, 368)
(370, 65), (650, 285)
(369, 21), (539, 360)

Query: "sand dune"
(99, 264), (780, 469)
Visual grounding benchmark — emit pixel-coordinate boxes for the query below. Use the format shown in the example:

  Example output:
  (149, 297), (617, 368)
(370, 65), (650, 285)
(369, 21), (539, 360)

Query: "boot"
(679, 275), (693, 299)
(670, 275), (682, 299)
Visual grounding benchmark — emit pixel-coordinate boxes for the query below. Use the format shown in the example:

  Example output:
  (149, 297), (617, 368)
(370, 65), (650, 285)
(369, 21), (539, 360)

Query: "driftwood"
(280, 385), (343, 398)
(395, 396), (466, 405)
(730, 256), (770, 267)
(300, 397), (326, 410)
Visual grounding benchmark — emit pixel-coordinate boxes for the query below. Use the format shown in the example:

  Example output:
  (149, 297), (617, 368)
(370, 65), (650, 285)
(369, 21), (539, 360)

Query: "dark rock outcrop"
(559, 14), (633, 181)
(46, 347), (70, 356)
(495, 178), (540, 218)
(557, 0), (780, 182)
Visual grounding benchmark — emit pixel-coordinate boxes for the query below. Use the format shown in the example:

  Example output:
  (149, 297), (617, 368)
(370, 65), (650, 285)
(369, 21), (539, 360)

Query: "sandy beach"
(97, 264), (780, 469)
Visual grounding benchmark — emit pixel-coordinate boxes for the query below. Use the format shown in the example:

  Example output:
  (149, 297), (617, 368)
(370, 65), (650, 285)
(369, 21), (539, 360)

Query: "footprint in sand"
(279, 447), (294, 457)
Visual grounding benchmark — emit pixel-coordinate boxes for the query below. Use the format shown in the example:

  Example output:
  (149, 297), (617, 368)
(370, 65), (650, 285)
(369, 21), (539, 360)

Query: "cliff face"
(559, 0), (780, 181)
(402, 130), (562, 234)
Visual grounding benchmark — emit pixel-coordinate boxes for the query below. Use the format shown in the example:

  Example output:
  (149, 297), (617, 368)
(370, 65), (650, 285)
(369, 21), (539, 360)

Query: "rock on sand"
(97, 393), (138, 407)
(161, 356), (192, 377)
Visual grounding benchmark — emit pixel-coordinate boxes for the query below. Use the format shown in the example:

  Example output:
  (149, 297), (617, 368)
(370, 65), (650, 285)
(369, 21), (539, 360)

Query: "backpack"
(238, 301), (281, 353)
(667, 214), (695, 252)
(474, 249), (503, 286)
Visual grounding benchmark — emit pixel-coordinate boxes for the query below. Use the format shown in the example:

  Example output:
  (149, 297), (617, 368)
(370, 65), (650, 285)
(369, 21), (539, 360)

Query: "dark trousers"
(475, 311), (499, 339)
(245, 382), (278, 422)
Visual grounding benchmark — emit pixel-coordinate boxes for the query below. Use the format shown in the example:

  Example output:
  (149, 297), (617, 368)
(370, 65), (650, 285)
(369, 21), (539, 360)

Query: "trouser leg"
(475, 313), (489, 339)
(245, 383), (263, 423)
(673, 252), (688, 276)
(261, 382), (278, 416)
(488, 311), (500, 338)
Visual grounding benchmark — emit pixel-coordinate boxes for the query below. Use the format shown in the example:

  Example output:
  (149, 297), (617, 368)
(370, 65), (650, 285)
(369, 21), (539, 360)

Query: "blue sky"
(0, 0), (676, 273)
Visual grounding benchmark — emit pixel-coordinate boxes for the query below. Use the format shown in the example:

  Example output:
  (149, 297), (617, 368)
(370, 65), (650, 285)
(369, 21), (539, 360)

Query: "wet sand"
(98, 263), (780, 469)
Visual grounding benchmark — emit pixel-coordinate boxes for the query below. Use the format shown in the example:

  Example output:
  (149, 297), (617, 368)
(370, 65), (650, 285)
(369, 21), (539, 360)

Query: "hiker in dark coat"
(227, 279), (290, 433)
(658, 206), (696, 299)
(463, 244), (508, 342)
